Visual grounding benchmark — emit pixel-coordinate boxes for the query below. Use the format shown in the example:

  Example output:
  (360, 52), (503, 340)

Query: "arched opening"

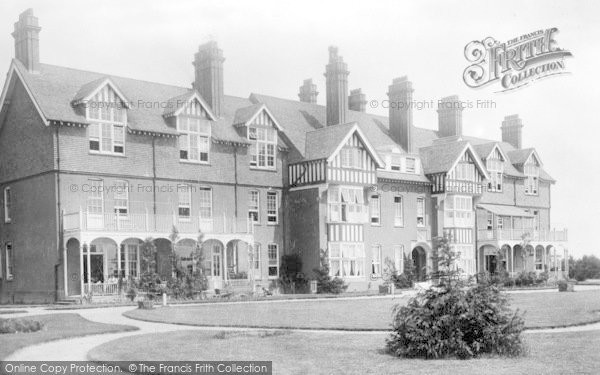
(174, 238), (198, 276)
(501, 244), (512, 274)
(153, 238), (173, 279)
(412, 246), (427, 281)
(513, 244), (524, 273)
(66, 238), (81, 296)
(119, 238), (144, 281)
(226, 240), (253, 280)
(201, 239), (225, 290)
(84, 237), (119, 295)
(480, 245), (499, 275)
(535, 245), (545, 272)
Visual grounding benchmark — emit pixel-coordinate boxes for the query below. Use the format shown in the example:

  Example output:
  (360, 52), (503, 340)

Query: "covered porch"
(478, 242), (569, 278)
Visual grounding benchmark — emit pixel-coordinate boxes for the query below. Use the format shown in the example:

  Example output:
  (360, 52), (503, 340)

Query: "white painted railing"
(478, 228), (568, 242)
(64, 210), (253, 235)
(84, 282), (119, 295)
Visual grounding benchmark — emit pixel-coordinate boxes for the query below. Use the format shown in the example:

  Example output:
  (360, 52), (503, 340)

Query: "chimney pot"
(298, 79), (318, 104)
(387, 77), (415, 153)
(324, 46), (349, 126)
(501, 114), (524, 149)
(193, 41), (225, 117)
(437, 95), (464, 138)
(348, 88), (367, 112)
(12, 8), (41, 73)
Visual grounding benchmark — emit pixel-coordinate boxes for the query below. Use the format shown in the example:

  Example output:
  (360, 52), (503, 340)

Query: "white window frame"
(198, 187), (212, 220)
(252, 243), (261, 272)
(4, 187), (11, 223)
(486, 211), (493, 230)
(369, 195), (381, 225)
(5, 242), (13, 281)
(371, 245), (382, 276)
(405, 157), (416, 173)
(86, 179), (104, 214)
(340, 147), (363, 169)
(328, 242), (365, 278)
(248, 190), (260, 223)
(178, 116), (211, 164)
(266, 191), (279, 224)
(524, 164), (539, 195)
(87, 85), (126, 155)
(454, 162), (475, 181)
(393, 244), (404, 273)
(390, 154), (401, 171)
(114, 180), (129, 216)
(328, 186), (366, 223)
(249, 126), (276, 170)
(393, 195), (404, 227)
(416, 197), (426, 227)
(267, 243), (279, 279)
(535, 247), (544, 270)
(178, 184), (192, 221)
(444, 195), (473, 228)
(486, 159), (504, 192)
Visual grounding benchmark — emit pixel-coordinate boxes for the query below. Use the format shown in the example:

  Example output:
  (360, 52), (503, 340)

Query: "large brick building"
(0, 10), (568, 303)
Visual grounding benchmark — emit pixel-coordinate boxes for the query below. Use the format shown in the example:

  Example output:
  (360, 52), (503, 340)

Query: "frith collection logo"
(463, 28), (572, 92)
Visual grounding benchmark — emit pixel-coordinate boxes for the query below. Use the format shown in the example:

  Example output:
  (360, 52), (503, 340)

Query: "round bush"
(386, 282), (525, 359)
(0, 318), (43, 334)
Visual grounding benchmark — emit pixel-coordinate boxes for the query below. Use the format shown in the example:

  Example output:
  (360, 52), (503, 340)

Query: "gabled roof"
(71, 77), (131, 108)
(419, 140), (489, 179)
(507, 148), (542, 166)
(473, 142), (523, 178)
(232, 103), (283, 130)
(304, 122), (385, 167)
(162, 90), (216, 120)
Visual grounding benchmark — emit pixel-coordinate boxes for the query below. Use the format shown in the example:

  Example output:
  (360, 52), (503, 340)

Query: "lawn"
(88, 329), (600, 375)
(125, 290), (600, 330)
(0, 314), (138, 360)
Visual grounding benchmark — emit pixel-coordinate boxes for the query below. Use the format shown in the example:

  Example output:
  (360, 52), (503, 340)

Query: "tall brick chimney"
(193, 41), (225, 117)
(324, 46), (349, 126)
(501, 114), (523, 149)
(437, 95), (463, 138)
(348, 89), (366, 112)
(298, 79), (318, 104)
(12, 9), (41, 73)
(387, 77), (414, 153)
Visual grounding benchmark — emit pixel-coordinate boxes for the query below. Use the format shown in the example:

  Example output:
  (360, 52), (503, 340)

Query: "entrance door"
(486, 255), (497, 274)
(412, 247), (426, 281)
(207, 244), (223, 290)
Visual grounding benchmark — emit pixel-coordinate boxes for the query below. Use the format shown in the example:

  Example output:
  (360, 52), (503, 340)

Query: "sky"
(0, 0), (598, 257)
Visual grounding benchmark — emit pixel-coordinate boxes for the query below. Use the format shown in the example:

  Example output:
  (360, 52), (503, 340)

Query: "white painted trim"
(525, 149), (543, 167)
(448, 143), (490, 180)
(76, 78), (132, 109)
(244, 104), (284, 131)
(485, 142), (508, 162)
(0, 62), (49, 126)
(326, 123), (385, 168)
(170, 91), (217, 121)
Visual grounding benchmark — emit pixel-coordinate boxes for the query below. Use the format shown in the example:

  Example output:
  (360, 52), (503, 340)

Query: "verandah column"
(79, 244), (84, 296)
(63, 242), (68, 298)
(86, 244), (91, 292)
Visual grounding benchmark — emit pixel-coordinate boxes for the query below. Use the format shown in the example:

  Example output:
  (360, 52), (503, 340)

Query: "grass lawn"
(0, 314), (138, 360)
(88, 329), (600, 375)
(125, 289), (600, 330)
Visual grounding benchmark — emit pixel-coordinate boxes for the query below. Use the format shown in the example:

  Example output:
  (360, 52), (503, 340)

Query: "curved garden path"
(5, 285), (600, 361)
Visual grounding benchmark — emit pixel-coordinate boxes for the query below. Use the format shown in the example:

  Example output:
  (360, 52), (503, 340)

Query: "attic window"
(87, 85), (127, 155)
(249, 126), (276, 169)
(405, 157), (416, 173)
(486, 159), (504, 192)
(524, 163), (539, 195)
(390, 154), (401, 171)
(179, 117), (210, 163)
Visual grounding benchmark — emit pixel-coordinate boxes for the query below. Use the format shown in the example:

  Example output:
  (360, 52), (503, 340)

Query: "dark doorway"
(412, 247), (427, 281)
(83, 254), (104, 283)
(486, 255), (497, 274)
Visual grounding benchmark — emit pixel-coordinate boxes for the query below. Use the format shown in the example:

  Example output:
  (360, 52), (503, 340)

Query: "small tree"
(313, 249), (348, 294)
(138, 237), (160, 300)
(279, 253), (308, 293)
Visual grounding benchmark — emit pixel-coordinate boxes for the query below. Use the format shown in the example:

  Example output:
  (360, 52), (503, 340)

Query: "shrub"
(514, 271), (535, 287)
(387, 235), (525, 359)
(279, 253), (309, 293)
(313, 249), (348, 294)
(383, 257), (413, 289)
(558, 280), (568, 292)
(0, 318), (43, 334)
(569, 255), (600, 281)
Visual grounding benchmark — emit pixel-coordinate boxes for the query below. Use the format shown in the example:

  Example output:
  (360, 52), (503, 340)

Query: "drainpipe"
(233, 146), (238, 222)
(54, 125), (65, 300)
(152, 137), (157, 230)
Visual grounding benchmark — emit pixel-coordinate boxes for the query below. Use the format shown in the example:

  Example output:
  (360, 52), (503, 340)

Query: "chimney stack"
(348, 89), (366, 112)
(298, 79), (318, 104)
(193, 41), (225, 117)
(501, 114), (523, 149)
(12, 9), (41, 73)
(324, 46), (349, 126)
(437, 95), (464, 138)
(387, 77), (414, 153)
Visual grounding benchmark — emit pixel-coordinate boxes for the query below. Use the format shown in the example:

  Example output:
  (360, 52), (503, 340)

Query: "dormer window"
(390, 154), (401, 171)
(179, 116), (210, 163)
(86, 84), (127, 155)
(340, 146), (364, 169)
(524, 164), (539, 195)
(486, 159), (504, 192)
(405, 157), (416, 173)
(249, 126), (276, 169)
(454, 162), (475, 181)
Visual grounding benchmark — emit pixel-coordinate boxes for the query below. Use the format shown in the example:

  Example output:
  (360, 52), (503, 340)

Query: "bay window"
(444, 196), (473, 227)
(328, 186), (366, 223)
(329, 242), (365, 277)
(249, 126), (276, 169)
(179, 117), (210, 163)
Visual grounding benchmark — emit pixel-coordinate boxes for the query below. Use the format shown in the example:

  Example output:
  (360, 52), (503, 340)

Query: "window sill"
(266, 222), (279, 226)
(250, 167), (278, 173)
(89, 151), (126, 158)
(370, 223), (381, 227)
(393, 224), (405, 228)
(180, 160), (210, 166)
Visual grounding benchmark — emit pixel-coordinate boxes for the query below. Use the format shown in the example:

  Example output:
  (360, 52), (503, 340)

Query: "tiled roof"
(304, 122), (357, 160)
(473, 142), (523, 178)
(10, 59), (555, 182)
(478, 203), (534, 217)
(507, 148), (536, 165)
(376, 170), (431, 183)
(418, 141), (470, 174)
